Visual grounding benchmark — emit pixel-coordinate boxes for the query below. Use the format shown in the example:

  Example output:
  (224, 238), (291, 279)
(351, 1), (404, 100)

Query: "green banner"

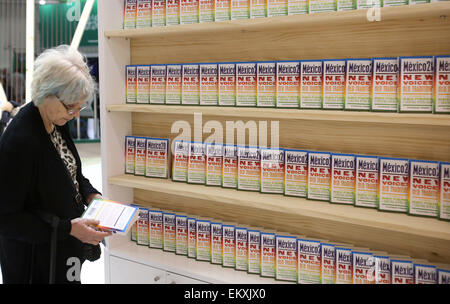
(39, 0), (98, 48)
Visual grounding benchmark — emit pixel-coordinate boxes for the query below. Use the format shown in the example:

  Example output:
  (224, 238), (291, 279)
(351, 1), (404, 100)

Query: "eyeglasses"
(56, 96), (89, 115)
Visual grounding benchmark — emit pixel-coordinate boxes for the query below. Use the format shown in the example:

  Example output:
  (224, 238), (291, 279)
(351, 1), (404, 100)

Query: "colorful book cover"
(182, 64), (200, 105)
(231, 0), (250, 19)
(390, 258), (414, 284)
(322, 60), (345, 110)
(247, 229), (261, 274)
(414, 264), (437, 284)
(137, 0), (152, 28)
(196, 219), (212, 262)
(126, 65), (137, 104)
(371, 57), (399, 112)
(222, 223), (236, 268)
(352, 251), (375, 284)
(257, 61), (276, 107)
(187, 217), (197, 258)
(125, 136), (136, 174)
(260, 231), (276, 278)
(345, 59), (372, 111)
(439, 162), (450, 220)
(355, 155), (379, 208)
(260, 148), (285, 194)
(166, 64), (182, 104)
(222, 144), (238, 188)
(134, 137), (147, 176)
(357, 0), (381, 8)
(180, 0), (199, 24)
(205, 143), (223, 186)
(275, 235), (297, 282)
(408, 160), (439, 217)
(288, 0), (307, 14)
(300, 60), (322, 109)
(297, 238), (322, 284)
(433, 56), (450, 113)
(334, 246), (353, 283)
(152, 0), (166, 26)
(145, 137), (169, 178)
(187, 141), (206, 184)
(374, 254), (390, 284)
(381, 0), (409, 6)
(336, 0), (356, 10)
(321, 242), (336, 284)
(149, 209), (163, 249)
(235, 226), (248, 271)
(237, 146), (261, 191)
(307, 151), (331, 201)
(236, 62), (257, 107)
(378, 157), (409, 213)
(215, 0), (231, 21)
(166, 0), (180, 25)
(218, 63), (236, 106)
(199, 63), (218, 106)
(277, 61), (300, 108)
(307, 0), (336, 13)
(330, 153), (355, 205)
(150, 64), (166, 104)
(124, 0), (138, 29)
(199, 0), (215, 22)
(163, 212), (176, 252)
(284, 149), (308, 197)
(175, 214), (188, 255)
(172, 140), (189, 182)
(398, 56), (434, 113)
(211, 221), (223, 264)
(267, 0), (288, 16)
(136, 65), (150, 104)
(250, 0), (266, 18)
(136, 208), (149, 246)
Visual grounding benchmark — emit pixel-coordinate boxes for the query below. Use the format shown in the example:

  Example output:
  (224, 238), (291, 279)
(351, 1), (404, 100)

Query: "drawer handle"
(170, 281), (176, 284)
(154, 276), (160, 282)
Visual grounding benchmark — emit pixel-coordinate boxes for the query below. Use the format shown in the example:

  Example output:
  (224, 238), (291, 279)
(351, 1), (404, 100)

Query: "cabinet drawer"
(166, 272), (209, 284)
(109, 256), (166, 284)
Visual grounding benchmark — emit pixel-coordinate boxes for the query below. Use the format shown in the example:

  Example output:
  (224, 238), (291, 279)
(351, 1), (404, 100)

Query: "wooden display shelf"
(107, 104), (450, 126)
(105, 3), (450, 63)
(108, 104), (450, 162)
(109, 174), (450, 264)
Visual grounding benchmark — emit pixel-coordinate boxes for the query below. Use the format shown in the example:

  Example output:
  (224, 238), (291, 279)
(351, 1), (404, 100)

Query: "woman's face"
(42, 95), (86, 126)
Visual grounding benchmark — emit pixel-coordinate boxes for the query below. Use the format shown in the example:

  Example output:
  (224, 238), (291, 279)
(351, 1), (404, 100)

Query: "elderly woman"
(0, 45), (111, 284)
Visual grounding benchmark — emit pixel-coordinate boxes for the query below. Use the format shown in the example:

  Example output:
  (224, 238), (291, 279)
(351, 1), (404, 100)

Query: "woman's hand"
(0, 101), (13, 113)
(70, 218), (112, 245)
(86, 193), (102, 204)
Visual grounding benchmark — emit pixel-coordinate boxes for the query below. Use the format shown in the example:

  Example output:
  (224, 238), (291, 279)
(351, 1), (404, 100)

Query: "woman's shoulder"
(0, 103), (44, 152)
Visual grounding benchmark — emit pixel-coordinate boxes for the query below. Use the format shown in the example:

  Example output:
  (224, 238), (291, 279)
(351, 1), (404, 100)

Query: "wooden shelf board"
(107, 104), (450, 127)
(105, 3), (449, 39)
(109, 174), (450, 263)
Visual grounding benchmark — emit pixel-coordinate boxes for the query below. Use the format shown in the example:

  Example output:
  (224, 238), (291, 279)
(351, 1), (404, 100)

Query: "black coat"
(0, 102), (101, 283)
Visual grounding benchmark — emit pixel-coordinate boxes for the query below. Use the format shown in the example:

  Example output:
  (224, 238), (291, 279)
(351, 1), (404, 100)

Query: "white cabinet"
(109, 255), (208, 284)
(166, 272), (208, 284)
(109, 256), (166, 284)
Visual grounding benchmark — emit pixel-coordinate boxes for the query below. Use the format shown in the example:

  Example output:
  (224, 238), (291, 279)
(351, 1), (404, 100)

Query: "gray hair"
(31, 45), (95, 106)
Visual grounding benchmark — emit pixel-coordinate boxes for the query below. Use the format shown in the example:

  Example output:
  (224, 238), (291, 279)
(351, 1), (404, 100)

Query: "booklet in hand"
(82, 198), (139, 235)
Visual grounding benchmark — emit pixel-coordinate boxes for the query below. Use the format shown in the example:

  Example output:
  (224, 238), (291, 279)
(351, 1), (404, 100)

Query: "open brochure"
(82, 198), (139, 235)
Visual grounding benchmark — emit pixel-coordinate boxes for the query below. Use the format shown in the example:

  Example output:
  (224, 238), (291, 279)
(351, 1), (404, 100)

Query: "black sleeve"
(0, 135), (71, 244)
(78, 174), (102, 205)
